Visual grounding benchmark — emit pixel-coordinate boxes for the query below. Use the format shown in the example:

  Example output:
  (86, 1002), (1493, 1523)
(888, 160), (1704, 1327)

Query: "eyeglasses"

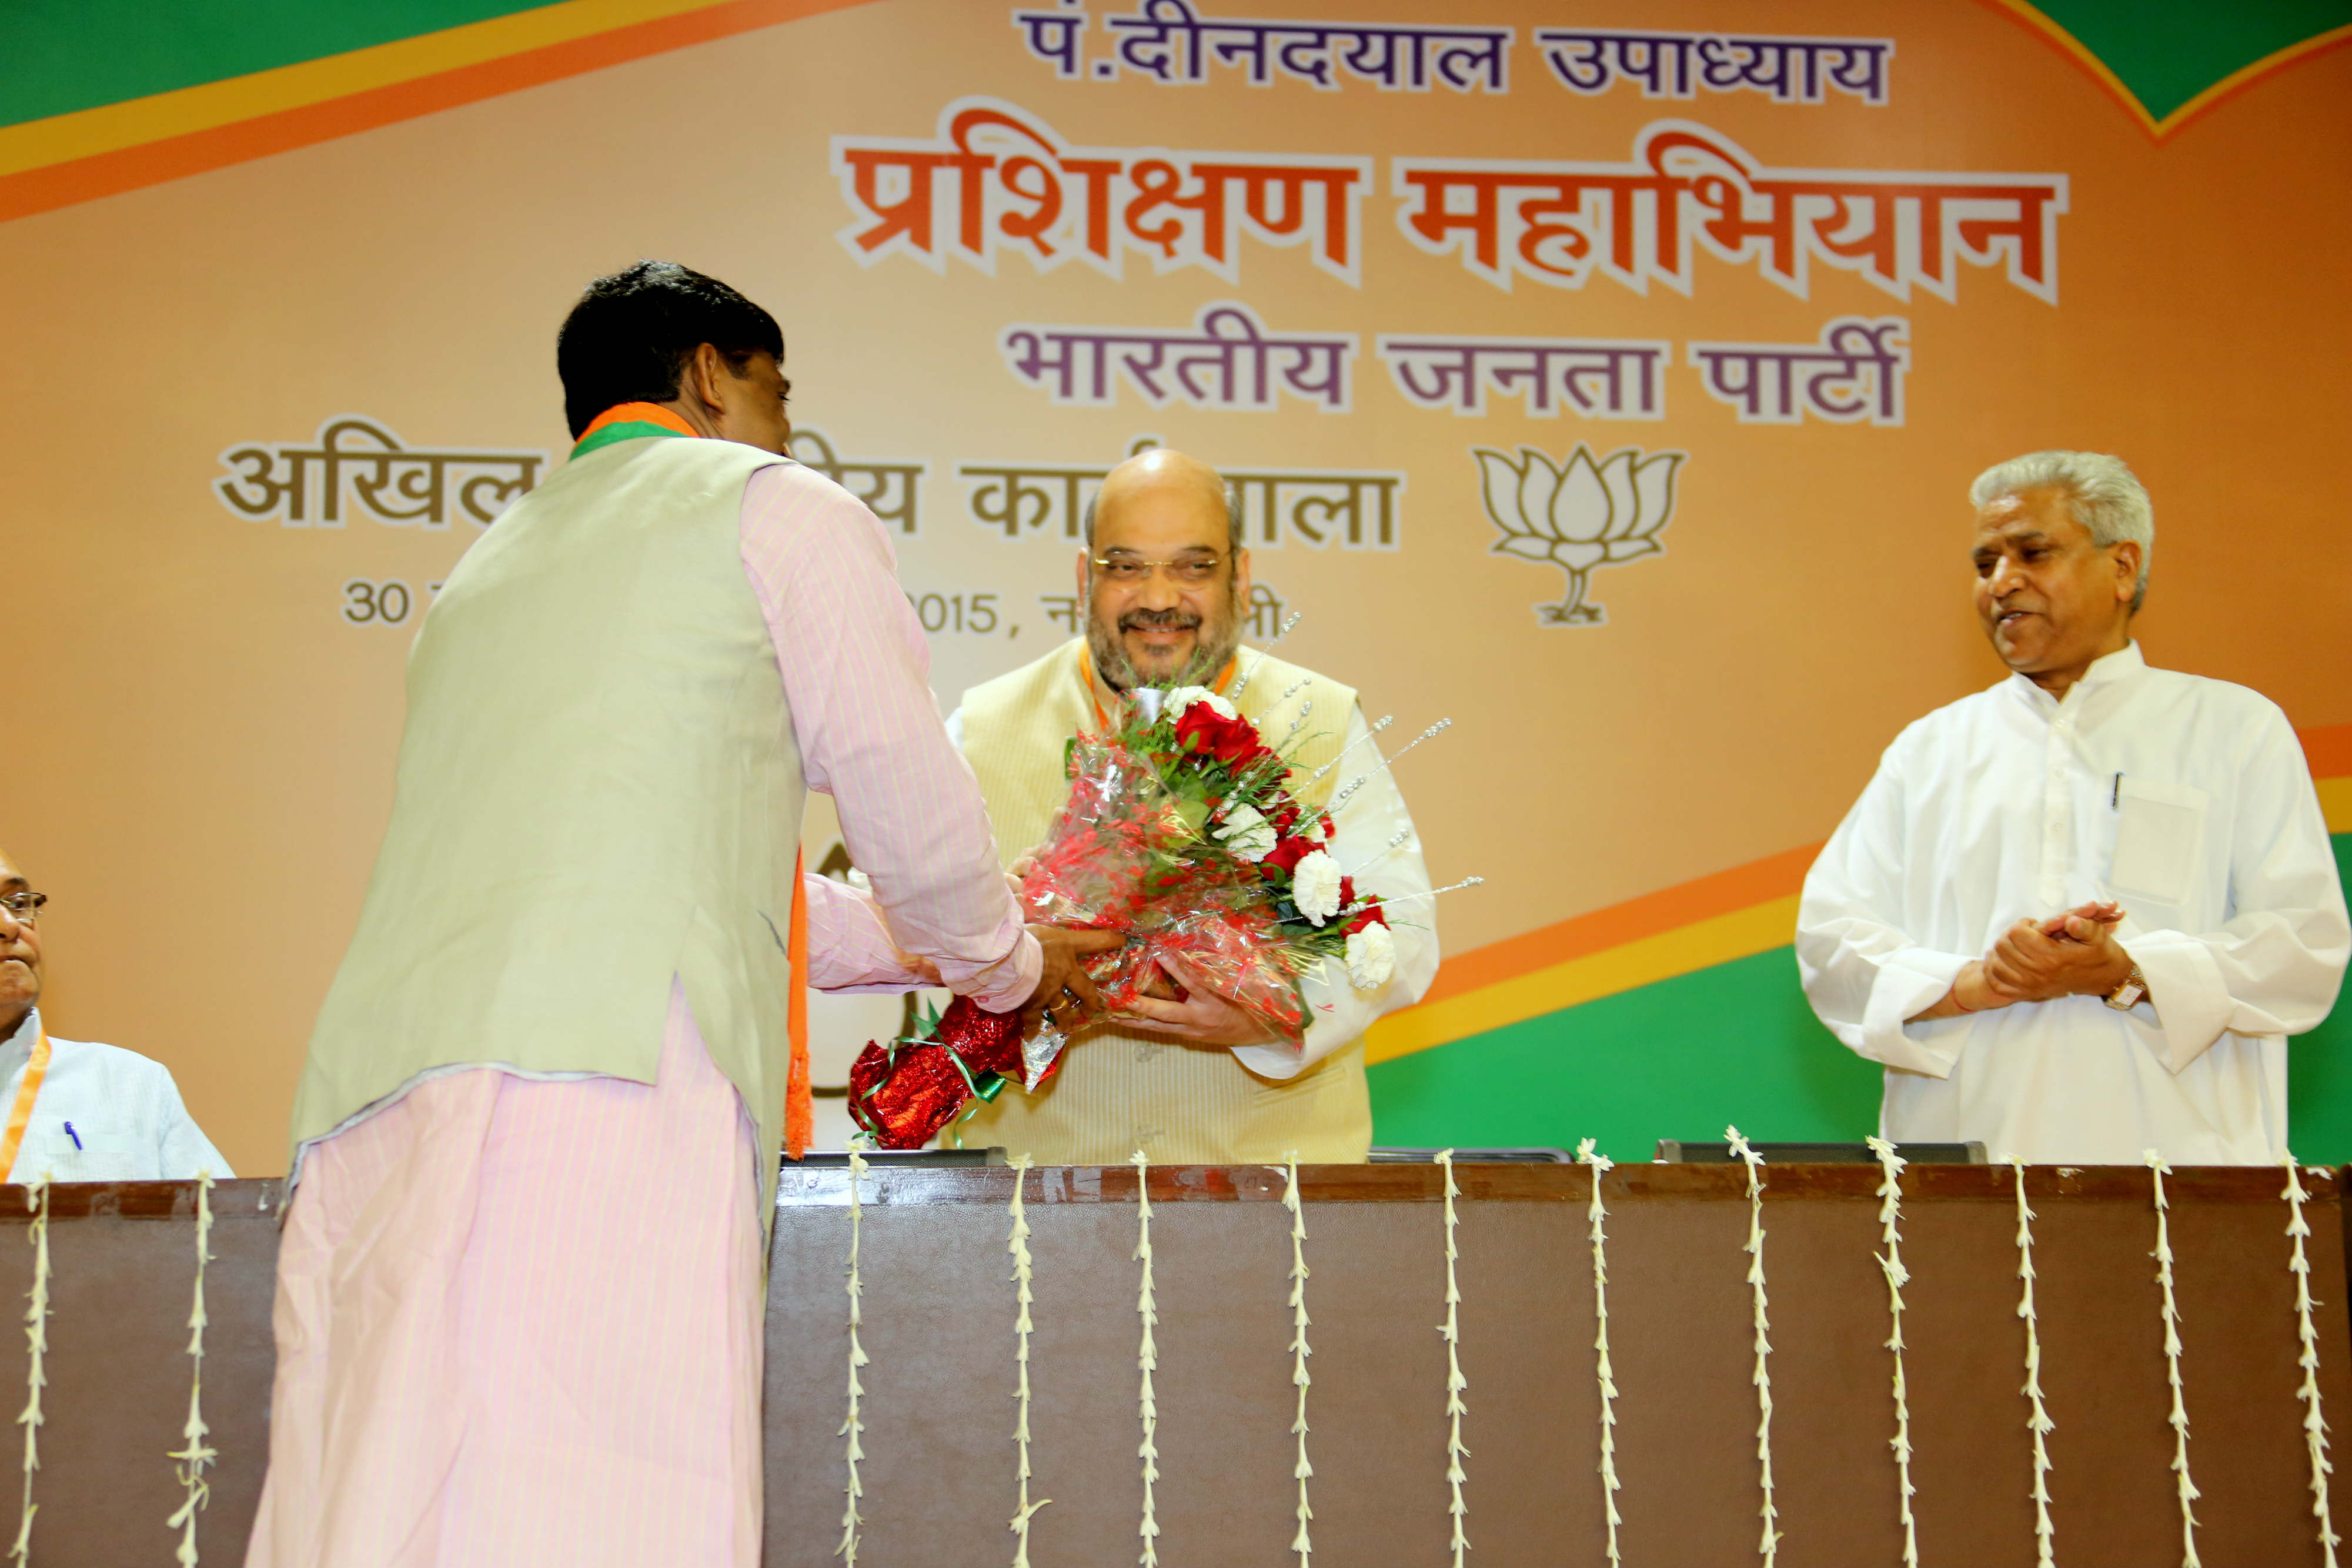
(1093, 554), (1227, 586)
(0, 892), (44, 927)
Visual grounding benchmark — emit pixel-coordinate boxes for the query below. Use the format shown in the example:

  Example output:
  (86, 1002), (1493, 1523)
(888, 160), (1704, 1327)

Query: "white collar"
(0, 1008), (36, 1072)
(2007, 639), (2147, 717)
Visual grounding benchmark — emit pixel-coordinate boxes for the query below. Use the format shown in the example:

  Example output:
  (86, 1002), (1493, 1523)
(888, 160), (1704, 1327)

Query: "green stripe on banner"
(2036, 0), (2352, 120)
(4, 2), (2349, 133)
(1372, 833), (2352, 1165)
(0, 0), (566, 129)
(2286, 833), (2352, 1162)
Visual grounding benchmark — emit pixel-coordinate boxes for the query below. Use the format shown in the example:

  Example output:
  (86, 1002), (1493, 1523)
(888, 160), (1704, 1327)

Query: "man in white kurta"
(0, 847), (230, 1180)
(1799, 451), (2347, 1164)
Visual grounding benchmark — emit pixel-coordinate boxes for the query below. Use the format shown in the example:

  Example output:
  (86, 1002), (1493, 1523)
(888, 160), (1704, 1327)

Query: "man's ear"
(2111, 540), (2142, 605)
(1075, 547), (1090, 596)
(685, 343), (727, 414)
(1232, 546), (1253, 606)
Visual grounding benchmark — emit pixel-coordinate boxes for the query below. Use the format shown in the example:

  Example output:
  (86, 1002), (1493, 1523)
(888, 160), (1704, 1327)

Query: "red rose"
(1344, 895), (1388, 935)
(1175, 705), (1267, 767)
(1259, 834), (1317, 876)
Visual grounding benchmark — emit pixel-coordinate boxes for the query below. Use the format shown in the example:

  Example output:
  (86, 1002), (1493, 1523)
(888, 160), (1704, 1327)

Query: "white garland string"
(2284, 1154), (2340, 1567)
(1725, 1126), (1779, 1567)
(1279, 1152), (1314, 1567)
(1576, 1139), (1623, 1568)
(2006, 1156), (2056, 1568)
(837, 1151), (868, 1566)
(1008, 1155), (1047, 1567)
(166, 1171), (218, 1567)
(9, 1178), (47, 1568)
(2147, 1150), (2202, 1568)
(1134, 1151), (1160, 1568)
(1865, 1138), (1919, 1568)
(1436, 1151), (1470, 1568)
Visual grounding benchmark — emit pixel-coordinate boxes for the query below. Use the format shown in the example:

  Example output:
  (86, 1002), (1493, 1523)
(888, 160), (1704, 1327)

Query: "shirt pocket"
(2106, 777), (2208, 907)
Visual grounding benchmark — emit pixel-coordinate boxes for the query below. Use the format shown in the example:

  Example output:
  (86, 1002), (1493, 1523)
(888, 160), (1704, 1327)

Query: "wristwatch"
(2103, 962), (2148, 1011)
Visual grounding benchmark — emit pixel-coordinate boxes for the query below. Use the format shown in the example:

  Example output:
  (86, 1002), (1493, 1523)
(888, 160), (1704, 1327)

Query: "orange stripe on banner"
(2301, 722), (2352, 781)
(1969, 0), (2352, 142)
(1416, 842), (1823, 1009)
(0, 0), (876, 226)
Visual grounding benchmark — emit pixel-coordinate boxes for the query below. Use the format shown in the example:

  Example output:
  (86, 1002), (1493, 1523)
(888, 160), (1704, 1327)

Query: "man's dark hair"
(556, 260), (784, 437)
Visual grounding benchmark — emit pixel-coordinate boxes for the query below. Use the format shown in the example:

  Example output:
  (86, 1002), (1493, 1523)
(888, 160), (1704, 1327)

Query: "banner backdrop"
(5, 0), (2348, 1175)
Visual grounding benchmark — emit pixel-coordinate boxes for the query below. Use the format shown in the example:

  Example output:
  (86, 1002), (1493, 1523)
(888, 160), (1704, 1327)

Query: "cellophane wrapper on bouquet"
(1017, 730), (1309, 1040)
(847, 684), (1403, 1150)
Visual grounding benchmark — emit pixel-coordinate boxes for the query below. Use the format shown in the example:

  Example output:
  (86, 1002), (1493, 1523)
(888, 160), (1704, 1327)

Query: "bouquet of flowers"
(847, 682), (1415, 1149)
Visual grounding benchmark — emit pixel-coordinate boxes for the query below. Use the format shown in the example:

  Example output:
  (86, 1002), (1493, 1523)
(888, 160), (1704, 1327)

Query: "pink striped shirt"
(736, 462), (1038, 1010)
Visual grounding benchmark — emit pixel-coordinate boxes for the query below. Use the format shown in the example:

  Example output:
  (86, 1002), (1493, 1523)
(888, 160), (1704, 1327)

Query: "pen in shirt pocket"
(2112, 772), (2122, 808)
(62, 1122), (81, 1151)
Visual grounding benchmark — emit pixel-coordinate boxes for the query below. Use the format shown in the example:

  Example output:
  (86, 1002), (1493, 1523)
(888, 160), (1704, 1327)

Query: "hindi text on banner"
(788, 427), (927, 534)
(1393, 119), (2065, 303)
(963, 446), (1402, 548)
(214, 416), (543, 530)
(1536, 27), (1892, 105)
(833, 96), (1370, 285)
(1014, 1), (1511, 93)
(1377, 335), (1669, 419)
(1001, 302), (1357, 412)
(1685, 317), (1910, 425)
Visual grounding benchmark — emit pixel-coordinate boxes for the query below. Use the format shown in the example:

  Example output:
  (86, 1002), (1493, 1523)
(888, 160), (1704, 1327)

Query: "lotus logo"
(1474, 444), (1685, 626)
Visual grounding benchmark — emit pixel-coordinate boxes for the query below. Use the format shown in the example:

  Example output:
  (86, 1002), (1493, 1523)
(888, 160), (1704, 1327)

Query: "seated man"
(950, 449), (1438, 1164)
(1798, 450), (2348, 1164)
(0, 845), (231, 1180)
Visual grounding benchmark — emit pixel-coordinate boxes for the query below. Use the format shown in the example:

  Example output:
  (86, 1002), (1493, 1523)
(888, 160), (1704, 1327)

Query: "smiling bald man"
(1798, 450), (2347, 1164)
(0, 845), (229, 1182)
(945, 448), (1439, 1165)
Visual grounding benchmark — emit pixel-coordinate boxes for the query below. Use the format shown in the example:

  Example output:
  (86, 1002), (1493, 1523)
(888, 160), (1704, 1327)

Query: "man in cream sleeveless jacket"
(950, 449), (1439, 1166)
(248, 262), (1115, 1568)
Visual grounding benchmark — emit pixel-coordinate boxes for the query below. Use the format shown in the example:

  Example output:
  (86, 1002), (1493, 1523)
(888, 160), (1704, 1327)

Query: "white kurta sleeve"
(1797, 742), (1977, 1078)
(151, 1061), (234, 1179)
(1232, 704), (1438, 1081)
(2123, 710), (2351, 1073)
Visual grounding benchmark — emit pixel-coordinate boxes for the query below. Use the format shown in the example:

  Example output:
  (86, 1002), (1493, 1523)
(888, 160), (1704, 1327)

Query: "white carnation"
(1164, 686), (1237, 721)
(1291, 848), (1343, 926)
(1344, 922), (1396, 989)
(1212, 802), (1276, 861)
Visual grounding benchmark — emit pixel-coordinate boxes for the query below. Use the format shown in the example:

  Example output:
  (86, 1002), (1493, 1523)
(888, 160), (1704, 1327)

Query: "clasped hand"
(1937, 901), (2136, 1017)
(1020, 925), (1125, 1037)
(1005, 848), (1272, 1048)
(1020, 937), (1271, 1047)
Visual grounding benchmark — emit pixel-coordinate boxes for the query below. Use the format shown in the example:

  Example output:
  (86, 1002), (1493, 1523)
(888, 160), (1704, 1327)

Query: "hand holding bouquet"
(847, 681), (1424, 1149)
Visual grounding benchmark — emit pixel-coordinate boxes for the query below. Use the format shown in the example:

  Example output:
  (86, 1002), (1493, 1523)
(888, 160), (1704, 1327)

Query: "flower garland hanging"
(1133, 1151), (1161, 1568)
(1435, 1150), (1469, 1568)
(1865, 1138), (1919, 1568)
(8, 1178), (48, 1568)
(838, 1150), (869, 1567)
(2283, 1154), (2340, 1568)
(1575, 1139), (1623, 1568)
(1724, 1127), (1779, 1567)
(166, 1171), (218, 1567)
(1007, 1155), (1047, 1567)
(2146, 1150), (2201, 1568)
(1279, 1153), (1314, 1567)
(2006, 1156), (2056, 1568)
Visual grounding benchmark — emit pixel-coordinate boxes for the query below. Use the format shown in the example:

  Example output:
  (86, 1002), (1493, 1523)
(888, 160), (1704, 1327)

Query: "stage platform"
(1, 1161), (2341, 1566)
